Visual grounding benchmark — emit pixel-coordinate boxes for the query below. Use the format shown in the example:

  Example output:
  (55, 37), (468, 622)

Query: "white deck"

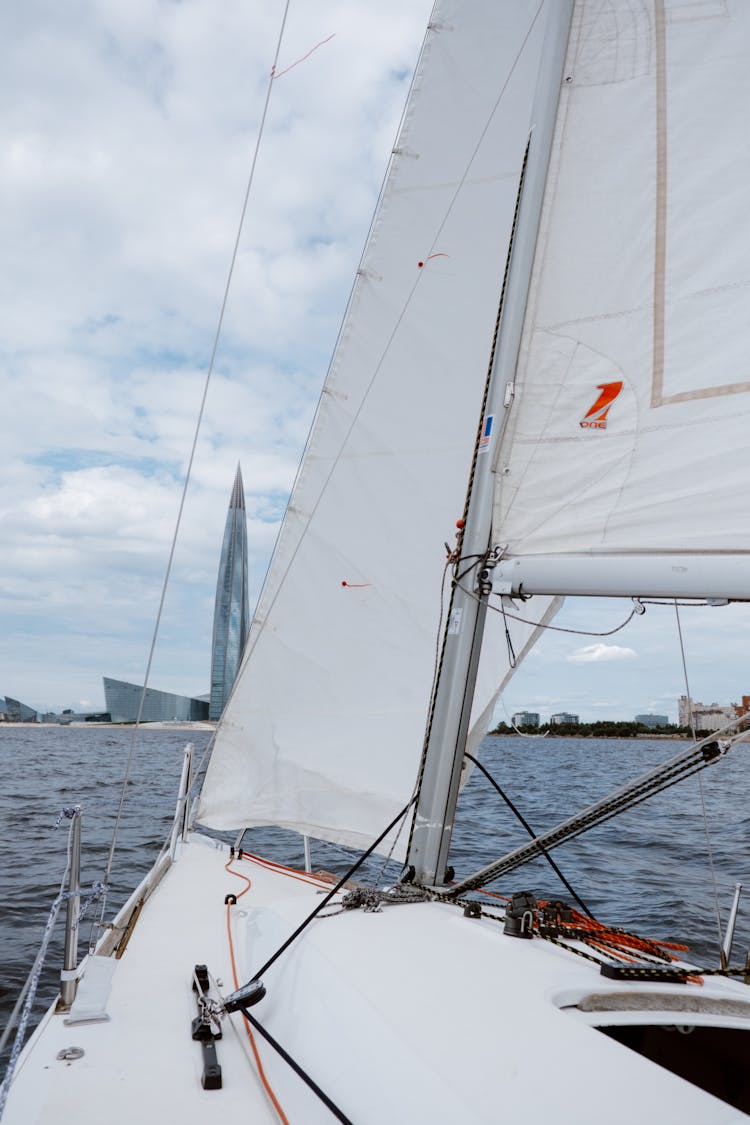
(5, 833), (750, 1123)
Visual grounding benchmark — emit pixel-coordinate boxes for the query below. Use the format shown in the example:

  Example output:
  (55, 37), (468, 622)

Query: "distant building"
(103, 678), (209, 723)
(3, 696), (37, 723)
(512, 711), (540, 728)
(678, 694), (736, 730)
(102, 466), (248, 725)
(209, 465), (250, 720)
(41, 710), (112, 724)
(550, 712), (579, 725)
(635, 713), (669, 728)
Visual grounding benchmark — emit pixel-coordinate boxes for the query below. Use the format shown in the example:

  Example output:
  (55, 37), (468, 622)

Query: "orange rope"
(224, 859), (290, 1125)
(239, 849), (332, 889)
(565, 905), (688, 959)
(454, 885), (686, 964)
(473, 887), (510, 903)
(530, 900), (691, 965)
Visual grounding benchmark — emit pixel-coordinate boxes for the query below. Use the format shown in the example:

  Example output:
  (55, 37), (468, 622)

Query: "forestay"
(198, 2), (558, 855)
(492, 0), (750, 594)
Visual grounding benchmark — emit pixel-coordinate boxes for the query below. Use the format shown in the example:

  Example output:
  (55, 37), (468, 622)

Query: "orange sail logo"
(580, 381), (623, 429)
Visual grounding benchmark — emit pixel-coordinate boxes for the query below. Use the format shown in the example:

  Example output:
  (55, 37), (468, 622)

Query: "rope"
(238, 850), (333, 890)
(245, 798), (416, 985)
(0, 812), (107, 1121)
(325, 869), (702, 990)
(447, 728), (743, 896)
(242, 1012), (355, 1125)
(97, 3), (291, 929)
(673, 601), (724, 954)
(463, 753), (593, 917)
(319, 883), (437, 917)
(499, 595), (518, 668)
(0, 897), (67, 1119)
(489, 586), (639, 637)
(224, 857), (355, 1124)
(224, 860), (289, 1124)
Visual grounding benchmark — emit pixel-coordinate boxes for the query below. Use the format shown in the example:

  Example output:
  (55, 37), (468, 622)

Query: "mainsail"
(492, 0), (750, 595)
(198, 2), (559, 854)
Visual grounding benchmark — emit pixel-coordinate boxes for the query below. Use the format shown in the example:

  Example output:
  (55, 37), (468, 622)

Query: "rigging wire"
(0, 810), (92, 1119)
(236, 797), (416, 987)
(673, 600), (724, 955)
(499, 599), (639, 637)
(447, 724), (745, 896)
(96, 4), (292, 927)
(489, 586), (639, 637)
(463, 752), (593, 917)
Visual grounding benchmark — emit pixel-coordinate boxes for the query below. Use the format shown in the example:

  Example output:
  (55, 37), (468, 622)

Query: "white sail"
(492, 0), (750, 593)
(198, 1), (558, 853)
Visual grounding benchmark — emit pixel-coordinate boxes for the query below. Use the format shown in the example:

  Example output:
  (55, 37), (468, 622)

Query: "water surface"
(2, 726), (748, 1062)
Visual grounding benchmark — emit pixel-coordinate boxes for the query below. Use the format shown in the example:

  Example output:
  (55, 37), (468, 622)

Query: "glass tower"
(209, 464), (250, 720)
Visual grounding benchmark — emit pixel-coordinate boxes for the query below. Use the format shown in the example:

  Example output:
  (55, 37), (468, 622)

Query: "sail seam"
(650, 0), (667, 408)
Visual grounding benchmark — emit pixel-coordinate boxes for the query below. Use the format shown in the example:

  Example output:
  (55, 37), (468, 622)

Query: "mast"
(407, 0), (575, 886)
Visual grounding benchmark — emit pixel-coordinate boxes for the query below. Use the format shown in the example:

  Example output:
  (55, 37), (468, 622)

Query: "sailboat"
(5, 0), (750, 1120)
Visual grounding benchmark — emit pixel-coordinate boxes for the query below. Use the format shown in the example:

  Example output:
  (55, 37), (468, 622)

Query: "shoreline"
(488, 731), (688, 740)
(0, 720), (216, 730)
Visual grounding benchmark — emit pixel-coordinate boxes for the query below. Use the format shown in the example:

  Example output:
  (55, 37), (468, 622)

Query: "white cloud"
(0, 0), (433, 710)
(567, 644), (637, 664)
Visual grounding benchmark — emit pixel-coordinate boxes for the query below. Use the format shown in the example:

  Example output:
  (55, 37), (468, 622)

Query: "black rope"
(242, 1010), (354, 1124)
(498, 598), (517, 669)
(453, 553), (486, 586)
(537, 927), (750, 982)
(247, 798), (415, 983)
(486, 587), (639, 637)
(464, 753), (593, 917)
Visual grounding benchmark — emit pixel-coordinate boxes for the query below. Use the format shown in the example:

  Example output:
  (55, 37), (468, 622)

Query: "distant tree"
(490, 719), (686, 739)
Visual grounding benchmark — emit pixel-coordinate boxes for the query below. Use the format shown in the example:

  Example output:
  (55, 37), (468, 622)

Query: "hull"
(5, 833), (750, 1123)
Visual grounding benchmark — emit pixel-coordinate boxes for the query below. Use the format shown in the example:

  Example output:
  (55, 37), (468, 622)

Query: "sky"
(1, 0), (748, 723)
(0, 0), (434, 713)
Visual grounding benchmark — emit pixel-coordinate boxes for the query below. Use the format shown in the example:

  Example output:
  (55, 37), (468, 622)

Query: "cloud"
(0, 0), (434, 710)
(567, 643), (637, 664)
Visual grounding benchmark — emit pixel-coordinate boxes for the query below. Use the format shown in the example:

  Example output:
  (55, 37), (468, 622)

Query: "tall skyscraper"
(209, 465), (250, 720)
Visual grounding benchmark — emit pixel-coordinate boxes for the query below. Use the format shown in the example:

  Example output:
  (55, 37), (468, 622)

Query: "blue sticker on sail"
(478, 414), (494, 454)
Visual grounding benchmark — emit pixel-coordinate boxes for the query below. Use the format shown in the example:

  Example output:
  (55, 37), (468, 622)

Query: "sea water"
(2, 725), (749, 1063)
